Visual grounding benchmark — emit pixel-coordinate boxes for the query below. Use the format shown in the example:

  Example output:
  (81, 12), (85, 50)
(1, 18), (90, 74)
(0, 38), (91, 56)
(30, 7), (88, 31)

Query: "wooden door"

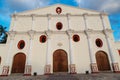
(0, 57), (1, 64)
(96, 51), (111, 71)
(12, 53), (26, 73)
(53, 49), (68, 72)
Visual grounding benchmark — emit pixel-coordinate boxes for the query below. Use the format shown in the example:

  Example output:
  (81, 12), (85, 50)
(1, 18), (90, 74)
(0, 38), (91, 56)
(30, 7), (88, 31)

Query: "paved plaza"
(0, 73), (120, 80)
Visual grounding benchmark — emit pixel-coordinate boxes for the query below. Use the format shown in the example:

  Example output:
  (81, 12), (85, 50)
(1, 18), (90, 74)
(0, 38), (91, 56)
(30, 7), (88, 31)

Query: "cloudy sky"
(0, 0), (120, 41)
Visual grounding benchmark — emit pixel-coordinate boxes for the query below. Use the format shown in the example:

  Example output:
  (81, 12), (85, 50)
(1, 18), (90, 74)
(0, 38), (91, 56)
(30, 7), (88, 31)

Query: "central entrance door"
(96, 51), (111, 71)
(53, 49), (68, 72)
(11, 53), (26, 73)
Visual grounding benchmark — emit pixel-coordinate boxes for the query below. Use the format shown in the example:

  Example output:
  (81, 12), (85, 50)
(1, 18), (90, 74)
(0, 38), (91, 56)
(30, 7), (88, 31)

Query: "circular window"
(56, 22), (63, 30)
(73, 34), (80, 42)
(18, 40), (25, 49)
(56, 7), (62, 14)
(40, 35), (47, 43)
(95, 38), (103, 47)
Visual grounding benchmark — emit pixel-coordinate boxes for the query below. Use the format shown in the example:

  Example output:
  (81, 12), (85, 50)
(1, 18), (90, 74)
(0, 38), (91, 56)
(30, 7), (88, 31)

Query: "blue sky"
(0, 0), (120, 41)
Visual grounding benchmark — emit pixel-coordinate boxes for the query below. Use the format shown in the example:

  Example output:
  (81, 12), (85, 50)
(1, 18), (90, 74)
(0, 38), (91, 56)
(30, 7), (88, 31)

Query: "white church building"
(0, 4), (120, 76)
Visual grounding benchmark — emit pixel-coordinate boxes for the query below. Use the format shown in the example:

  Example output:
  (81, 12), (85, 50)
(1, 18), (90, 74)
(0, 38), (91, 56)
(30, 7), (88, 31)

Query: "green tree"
(0, 25), (7, 43)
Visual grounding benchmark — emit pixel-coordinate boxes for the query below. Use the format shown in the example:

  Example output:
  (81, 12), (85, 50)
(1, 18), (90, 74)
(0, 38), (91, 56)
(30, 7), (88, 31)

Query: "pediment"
(16, 4), (101, 15)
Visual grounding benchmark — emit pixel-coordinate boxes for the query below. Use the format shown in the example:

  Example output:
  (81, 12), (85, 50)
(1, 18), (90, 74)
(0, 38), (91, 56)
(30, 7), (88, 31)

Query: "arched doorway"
(11, 53), (26, 73)
(53, 49), (68, 72)
(96, 51), (111, 71)
(0, 56), (1, 64)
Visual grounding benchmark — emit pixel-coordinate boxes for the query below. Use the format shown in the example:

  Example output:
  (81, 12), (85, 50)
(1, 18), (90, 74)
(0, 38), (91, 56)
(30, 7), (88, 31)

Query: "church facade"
(0, 4), (120, 76)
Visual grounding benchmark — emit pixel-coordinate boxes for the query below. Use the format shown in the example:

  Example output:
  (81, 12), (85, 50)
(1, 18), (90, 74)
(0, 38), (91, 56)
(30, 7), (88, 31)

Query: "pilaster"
(25, 30), (35, 76)
(1, 31), (16, 76)
(85, 30), (99, 73)
(44, 31), (52, 74)
(66, 29), (76, 74)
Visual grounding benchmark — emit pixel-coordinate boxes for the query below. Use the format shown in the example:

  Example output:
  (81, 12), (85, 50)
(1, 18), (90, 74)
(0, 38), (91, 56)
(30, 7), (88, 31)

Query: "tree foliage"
(0, 25), (7, 43)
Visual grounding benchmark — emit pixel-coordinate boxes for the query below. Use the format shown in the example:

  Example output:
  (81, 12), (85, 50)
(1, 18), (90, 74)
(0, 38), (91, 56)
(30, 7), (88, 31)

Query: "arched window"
(95, 38), (103, 47)
(56, 22), (63, 30)
(56, 7), (62, 14)
(18, 40), (25, 49)
(73, 34), (80, 42)
(40, 35), (47, 43)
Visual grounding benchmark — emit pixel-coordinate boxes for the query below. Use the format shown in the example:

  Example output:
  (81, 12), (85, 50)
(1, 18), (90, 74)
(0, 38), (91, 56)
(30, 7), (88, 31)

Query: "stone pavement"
(0, 73), (120, 80)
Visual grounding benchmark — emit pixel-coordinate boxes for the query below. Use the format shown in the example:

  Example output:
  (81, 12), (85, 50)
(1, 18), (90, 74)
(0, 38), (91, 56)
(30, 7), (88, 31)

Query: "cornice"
(11, 13), (108, 18)
(8, 29), (111, 36)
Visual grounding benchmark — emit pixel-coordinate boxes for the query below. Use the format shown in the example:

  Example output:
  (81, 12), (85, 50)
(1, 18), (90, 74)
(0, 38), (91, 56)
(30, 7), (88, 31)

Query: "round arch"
(11, 53), (26, 73)
(96, 51), (111, 71)
(53, 49), (68, 72)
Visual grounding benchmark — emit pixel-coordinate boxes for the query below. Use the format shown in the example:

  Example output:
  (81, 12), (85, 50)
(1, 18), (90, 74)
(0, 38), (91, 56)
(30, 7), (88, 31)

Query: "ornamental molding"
(27, 30), (36, 39)
(85, 29), (103, 34)
(8, 31), (16, 40)
(11, 13), (107, 18)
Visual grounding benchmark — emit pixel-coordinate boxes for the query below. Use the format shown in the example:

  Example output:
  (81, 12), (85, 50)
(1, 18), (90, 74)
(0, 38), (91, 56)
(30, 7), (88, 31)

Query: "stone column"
(44, 14), (52, 75)
(67, 30), (76, 74)
(67, 13), (76, 73)
(83, 14), (98, 73)
(44, 31), (52, 75)
(1, 31), (16, 76)
(100, 14), (120, 72)
(24, 30), (35, 76)
(85, 31), (99, 73)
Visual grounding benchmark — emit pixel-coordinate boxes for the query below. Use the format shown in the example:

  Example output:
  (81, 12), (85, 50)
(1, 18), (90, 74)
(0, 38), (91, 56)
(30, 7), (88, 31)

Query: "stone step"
(46, 75), (79, 80)
(0, 73), (120, 80)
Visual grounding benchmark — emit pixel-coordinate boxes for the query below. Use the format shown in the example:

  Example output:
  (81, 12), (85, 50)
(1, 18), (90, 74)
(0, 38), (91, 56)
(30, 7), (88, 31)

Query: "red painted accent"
(118, 50), (120, 55)
(91, 72), (99, 74)
(113, 71), (120, 73)
(17, 40), (25, 49)
(0, 57), (1, 64)
(73, 34), (80, 42)
(40, 35), (47, 43)
(56, 7), (62, 14)
(0, 75), (8, 76)
(24, 74), (31, 76)
(70, 72), (77, 74)
(95, 38), (103, 47)
(44, 73), (52, 75)
(56, 22), (63, 30)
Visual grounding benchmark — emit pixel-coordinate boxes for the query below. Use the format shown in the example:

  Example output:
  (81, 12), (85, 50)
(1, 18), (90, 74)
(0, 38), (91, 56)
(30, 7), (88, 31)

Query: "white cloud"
(100, 0), (120, 13)
(6, 0), (50, 12)
(74, 0), (120, 13)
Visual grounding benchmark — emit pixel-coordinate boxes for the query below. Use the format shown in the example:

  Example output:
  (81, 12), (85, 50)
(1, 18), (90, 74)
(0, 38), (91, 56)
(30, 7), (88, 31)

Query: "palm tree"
(0, 25), (7, 43)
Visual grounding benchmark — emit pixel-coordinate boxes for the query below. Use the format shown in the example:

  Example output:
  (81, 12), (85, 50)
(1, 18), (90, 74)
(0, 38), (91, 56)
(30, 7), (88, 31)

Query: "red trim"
(17, 40), (25, 49)
(44, 73), (52, 75)
(70, 72), (77, 74)
(24, 74), (31, 76)
(113, 71), (120, 73)
(56, 7), (62, 14)
(95, 38), (103, 47)
(56, 22), (63, 30)
(118, 50), (120, 55)
(73, 34), (80, 42)
(0, 57), (1, 65)
(91, 72), (99, 74)
(40, 35), (47, 43)
(0, 75), (8, 77)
